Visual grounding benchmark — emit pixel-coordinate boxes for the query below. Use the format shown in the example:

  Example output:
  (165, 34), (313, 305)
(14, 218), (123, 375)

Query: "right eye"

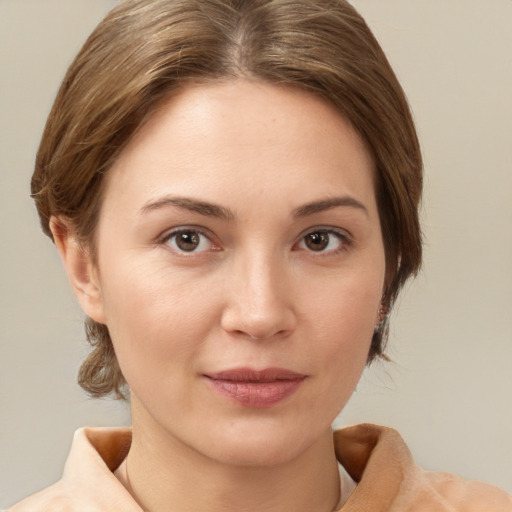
(163, 229), (214, 253)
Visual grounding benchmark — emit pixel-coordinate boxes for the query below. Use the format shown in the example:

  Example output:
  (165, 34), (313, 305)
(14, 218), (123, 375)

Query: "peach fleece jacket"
(8, 424), (512, 511)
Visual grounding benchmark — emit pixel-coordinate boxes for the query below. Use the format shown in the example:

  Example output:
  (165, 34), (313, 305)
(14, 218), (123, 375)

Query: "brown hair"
(32, 0), (422, 399)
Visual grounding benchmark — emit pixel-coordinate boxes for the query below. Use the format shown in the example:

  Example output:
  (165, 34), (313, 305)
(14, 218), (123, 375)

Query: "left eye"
(297, 230), (346, 253)
(165, 229), (213, 253)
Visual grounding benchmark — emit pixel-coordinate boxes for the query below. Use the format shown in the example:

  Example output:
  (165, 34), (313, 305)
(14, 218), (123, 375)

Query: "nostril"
(232, 329), (290, 341)
(232, 330), (266, 340)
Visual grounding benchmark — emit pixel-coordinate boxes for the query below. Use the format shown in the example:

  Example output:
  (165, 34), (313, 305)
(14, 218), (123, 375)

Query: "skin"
(53, 80), (386, 512)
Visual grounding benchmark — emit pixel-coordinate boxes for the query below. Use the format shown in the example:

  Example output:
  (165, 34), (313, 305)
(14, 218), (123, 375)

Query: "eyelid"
(156, 224), (352, 256)
(158, 225), (221, 254)
(294, 226), (353, 253)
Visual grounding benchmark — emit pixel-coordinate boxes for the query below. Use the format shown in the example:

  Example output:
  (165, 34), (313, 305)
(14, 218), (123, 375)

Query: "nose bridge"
(245, 245), (278, 299)
(221, 244), (296, 339)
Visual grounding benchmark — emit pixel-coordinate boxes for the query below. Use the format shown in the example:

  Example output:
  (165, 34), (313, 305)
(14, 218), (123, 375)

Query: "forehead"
(102, 79), (377, 218)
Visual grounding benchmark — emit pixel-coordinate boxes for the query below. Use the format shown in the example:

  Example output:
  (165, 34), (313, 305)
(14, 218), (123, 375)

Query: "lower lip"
(206, 377), (305, 408)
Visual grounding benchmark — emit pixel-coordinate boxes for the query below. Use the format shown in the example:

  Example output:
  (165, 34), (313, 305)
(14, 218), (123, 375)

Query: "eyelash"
(294, 228), (352, 256)
(158, 227), (352, 256)
(160, 227), (219, 255)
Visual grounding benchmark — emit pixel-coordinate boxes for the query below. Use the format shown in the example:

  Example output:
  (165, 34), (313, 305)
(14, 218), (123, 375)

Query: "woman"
(6, 0), (511, 510)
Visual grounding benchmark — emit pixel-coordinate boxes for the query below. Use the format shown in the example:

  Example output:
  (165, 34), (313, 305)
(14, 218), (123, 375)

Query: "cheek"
(308, 263), (382, 334)
(316, 305), (374, 375)
(308, 270), (382, 378)
(97, 255), (220, 380)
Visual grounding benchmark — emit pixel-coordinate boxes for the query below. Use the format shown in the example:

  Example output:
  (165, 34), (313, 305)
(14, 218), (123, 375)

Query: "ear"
(375, 303), (389, 327)
(50, 216), (107, 324)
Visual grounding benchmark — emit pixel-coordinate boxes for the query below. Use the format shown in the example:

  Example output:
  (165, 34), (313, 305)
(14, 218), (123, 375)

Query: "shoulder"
(6, 427), (135, 512)
(334, 424), (512, 511)
(7, 483), (76, 512)
(418, 470), (512, 512)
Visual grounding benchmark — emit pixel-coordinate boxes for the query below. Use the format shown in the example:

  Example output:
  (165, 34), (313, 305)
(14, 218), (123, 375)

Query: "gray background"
(1, 0), (511, 506)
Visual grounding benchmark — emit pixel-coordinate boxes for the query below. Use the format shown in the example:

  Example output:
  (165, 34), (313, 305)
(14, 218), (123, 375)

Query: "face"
(79, 80), (385, 467)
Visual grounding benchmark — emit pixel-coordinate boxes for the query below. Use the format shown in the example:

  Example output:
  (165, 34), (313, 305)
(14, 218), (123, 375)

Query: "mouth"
(204, 368), (307, 408)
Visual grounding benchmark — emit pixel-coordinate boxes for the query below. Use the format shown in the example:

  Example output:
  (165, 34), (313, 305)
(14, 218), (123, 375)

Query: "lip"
(204, 368), (306, 408)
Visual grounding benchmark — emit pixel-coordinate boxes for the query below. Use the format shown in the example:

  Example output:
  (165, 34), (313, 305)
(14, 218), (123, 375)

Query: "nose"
(220, 252), (297, 341)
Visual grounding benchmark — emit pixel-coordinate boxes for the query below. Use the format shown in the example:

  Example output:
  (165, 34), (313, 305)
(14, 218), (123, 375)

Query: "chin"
(211, 439), (305, 468)
(197, 418), (328, 468)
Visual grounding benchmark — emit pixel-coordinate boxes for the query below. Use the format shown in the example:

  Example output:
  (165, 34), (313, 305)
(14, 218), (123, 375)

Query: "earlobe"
(50, 216), (107, 324)
(375, 304), (389, 328)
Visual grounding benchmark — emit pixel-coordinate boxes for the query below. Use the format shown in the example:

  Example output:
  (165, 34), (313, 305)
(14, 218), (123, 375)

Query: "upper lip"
(205, 368), (306, 382)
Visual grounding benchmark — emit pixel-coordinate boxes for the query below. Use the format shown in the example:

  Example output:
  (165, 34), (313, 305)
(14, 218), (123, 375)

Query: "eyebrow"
(292, 196), (368, 218)
(140, 196), (235, 221)
(140, 195), (368, 220)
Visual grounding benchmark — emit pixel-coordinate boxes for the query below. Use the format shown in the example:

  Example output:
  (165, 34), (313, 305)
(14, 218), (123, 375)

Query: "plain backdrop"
(1, 0), (511, 507)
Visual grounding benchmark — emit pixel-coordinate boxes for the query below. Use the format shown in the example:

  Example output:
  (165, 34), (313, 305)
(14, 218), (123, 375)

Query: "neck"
(119, 402), (341, 512)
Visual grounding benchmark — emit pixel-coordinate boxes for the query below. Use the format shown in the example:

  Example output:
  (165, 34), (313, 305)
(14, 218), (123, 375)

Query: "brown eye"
(297, 229), (347, 253)
(166, 229), (211, 253)
(304, 232), (330, 251)
(175, 231), (200, 251)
